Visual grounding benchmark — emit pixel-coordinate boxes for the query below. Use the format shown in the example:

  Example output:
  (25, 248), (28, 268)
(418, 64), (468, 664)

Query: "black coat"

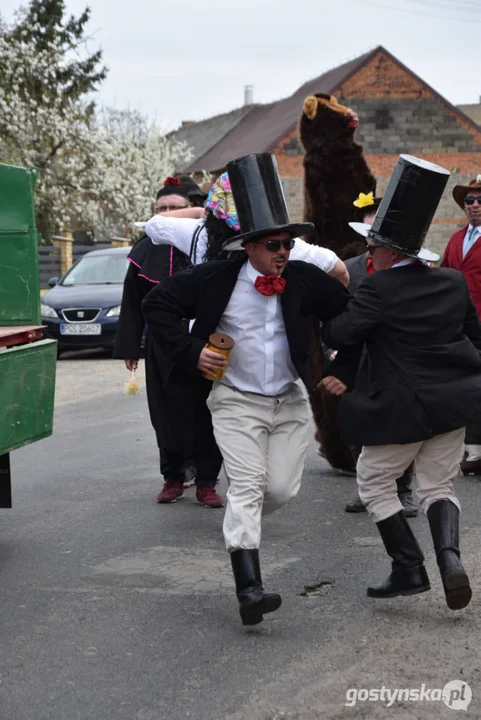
(323, 263), (481, 445)
(142, 257), (356, 392)
(345, 253), (369, 295)
(113, 241), (194, 453)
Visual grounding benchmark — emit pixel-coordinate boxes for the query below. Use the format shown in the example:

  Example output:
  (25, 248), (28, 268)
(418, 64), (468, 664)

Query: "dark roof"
(181, 49), (375, 173)
(178, 45), (481, 174)
(171, 106), (253, 170)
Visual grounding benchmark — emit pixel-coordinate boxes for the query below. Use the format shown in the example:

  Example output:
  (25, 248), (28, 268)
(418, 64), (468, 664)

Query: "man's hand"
(125, 359), (139, 371)
(319, 375), (347, 396)
(197, 347), (227, 375)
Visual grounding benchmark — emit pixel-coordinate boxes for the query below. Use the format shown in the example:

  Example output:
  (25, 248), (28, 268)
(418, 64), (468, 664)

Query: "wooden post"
(111, 237), (131, 248)
(51, 235), (74, 275)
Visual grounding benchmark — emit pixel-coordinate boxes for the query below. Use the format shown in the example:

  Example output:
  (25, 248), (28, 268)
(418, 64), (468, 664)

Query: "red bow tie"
(254, 275), (286, 296)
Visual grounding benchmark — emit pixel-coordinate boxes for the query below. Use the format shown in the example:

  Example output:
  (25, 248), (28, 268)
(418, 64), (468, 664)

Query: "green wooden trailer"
(0, 163), (57, 507)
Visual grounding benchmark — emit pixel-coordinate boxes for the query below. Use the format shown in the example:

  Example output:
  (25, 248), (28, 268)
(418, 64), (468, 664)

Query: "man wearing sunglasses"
(442, 176), (481, 476)
(322, 156), (481, 612)
(142, 153), (357, 626)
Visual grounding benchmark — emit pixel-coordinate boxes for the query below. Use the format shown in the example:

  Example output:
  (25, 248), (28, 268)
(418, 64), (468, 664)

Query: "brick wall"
(338, 50), (433, 99)
(273, 49), (481, 257)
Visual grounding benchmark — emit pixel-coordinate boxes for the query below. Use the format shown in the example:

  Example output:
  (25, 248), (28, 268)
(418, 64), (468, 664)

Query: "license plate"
(60, 324), (102, 336)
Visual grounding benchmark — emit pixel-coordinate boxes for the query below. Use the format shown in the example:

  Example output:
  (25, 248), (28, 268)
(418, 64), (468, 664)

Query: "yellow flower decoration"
(353, 192), (374, 209)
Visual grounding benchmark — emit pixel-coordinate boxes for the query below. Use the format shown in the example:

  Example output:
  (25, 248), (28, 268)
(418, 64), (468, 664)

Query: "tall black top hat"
(349, 155), (450, 257)
(222, 153), (314, 250)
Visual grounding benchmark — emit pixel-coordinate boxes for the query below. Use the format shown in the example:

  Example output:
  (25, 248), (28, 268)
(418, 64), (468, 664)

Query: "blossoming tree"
(0, 0), (192, 241)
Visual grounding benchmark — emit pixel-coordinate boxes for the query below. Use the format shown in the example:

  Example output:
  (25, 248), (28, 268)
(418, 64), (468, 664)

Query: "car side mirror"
(48, 276), (59, 288)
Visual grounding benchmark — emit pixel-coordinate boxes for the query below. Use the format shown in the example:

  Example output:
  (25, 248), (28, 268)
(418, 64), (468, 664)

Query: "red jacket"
(441, 224), (481, 318)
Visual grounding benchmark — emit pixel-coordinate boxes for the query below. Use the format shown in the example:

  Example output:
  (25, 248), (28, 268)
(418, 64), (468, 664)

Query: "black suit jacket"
(323, 263), (481, 445)
(142, 256), (356, 392)
(345, 253), (368, 295)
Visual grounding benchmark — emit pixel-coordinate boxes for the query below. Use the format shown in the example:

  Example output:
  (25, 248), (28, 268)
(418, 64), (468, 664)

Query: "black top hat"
(350, 155), (449, 257)
(222, 153), (314, 250)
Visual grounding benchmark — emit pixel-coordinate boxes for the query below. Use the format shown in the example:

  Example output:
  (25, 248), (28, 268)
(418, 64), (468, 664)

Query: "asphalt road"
(1, 350), (481, 720)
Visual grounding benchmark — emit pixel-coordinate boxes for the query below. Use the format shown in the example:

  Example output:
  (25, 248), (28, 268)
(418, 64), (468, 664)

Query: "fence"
(38, 245), (61, 289)
(72, 243), (111, 263)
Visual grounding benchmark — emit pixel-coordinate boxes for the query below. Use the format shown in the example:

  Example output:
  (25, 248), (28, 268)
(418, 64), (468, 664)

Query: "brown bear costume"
(299, 93), (376, 471)
(300, 94), (376, 260)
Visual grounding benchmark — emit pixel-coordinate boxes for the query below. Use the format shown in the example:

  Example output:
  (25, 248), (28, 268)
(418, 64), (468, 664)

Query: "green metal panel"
(0, 339), (56, 455)
(0, 164), (40, 325)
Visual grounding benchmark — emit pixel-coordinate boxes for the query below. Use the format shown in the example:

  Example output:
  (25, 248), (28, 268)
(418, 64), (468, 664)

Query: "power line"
(353, 0), (481, 23)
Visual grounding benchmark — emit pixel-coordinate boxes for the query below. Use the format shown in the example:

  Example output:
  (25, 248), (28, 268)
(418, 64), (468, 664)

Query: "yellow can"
(202, 332), (235, 381)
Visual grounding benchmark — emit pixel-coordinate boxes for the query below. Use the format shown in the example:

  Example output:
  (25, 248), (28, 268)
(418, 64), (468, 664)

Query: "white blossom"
(0, 11), (191, 241)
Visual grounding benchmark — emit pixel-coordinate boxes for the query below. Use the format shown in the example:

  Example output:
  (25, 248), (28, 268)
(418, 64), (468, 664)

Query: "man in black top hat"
(343, 191), (418, 517)
(322, 155), (481, 612)
(143, 152), (356, 626)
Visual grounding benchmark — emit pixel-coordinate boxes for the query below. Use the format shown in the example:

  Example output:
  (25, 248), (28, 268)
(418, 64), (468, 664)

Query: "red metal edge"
(0, 325), (46, 348)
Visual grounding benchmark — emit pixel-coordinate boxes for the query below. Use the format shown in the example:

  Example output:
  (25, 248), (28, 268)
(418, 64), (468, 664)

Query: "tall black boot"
(427, 500), (472, 610)
(396, 462), (418, 518)
(230, 550), (282, 626)
(368, 510), (431, 598)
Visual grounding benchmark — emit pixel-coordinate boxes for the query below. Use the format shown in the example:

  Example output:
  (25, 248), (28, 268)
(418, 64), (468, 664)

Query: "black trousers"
(190, 376), (223, 488)
(155, 371), (222, 488)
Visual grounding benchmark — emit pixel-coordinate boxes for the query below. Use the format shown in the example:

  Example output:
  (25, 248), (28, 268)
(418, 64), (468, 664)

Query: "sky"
(2, 0), (480, 132)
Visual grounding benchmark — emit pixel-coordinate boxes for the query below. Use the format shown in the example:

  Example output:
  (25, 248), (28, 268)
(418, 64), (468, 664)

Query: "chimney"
(244, 85), (254, 106)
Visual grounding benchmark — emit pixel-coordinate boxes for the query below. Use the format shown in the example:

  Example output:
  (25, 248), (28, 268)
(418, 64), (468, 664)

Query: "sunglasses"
(366, 243), (383, 254)
(257, 238), (295, 252)
(465, 196), (481, 206)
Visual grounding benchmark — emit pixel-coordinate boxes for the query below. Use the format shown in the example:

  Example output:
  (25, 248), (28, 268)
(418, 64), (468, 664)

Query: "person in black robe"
(114, 177), (223, 507)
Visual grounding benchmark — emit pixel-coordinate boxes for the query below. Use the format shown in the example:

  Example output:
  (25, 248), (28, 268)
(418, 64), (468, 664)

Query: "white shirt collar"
(245, 260), (265, 284)
(391, 258), (418, 269)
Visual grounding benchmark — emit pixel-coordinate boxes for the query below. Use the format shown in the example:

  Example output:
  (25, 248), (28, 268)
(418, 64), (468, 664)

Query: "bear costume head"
(299, 93), (376, 260)
(300, 94), (359, 146)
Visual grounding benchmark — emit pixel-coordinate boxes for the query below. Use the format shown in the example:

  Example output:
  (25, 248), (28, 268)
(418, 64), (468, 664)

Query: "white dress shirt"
(145, 215), (339, 273)
(463, 224), (481, 259)
(215, 261), (298, 396)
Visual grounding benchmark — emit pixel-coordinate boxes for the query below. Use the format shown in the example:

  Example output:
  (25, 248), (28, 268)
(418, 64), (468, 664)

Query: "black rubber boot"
(230, 549), (282, 626)
(367, 510), (431, 598)
(427, 500), (472, 610)
(396, 462), (418, 518)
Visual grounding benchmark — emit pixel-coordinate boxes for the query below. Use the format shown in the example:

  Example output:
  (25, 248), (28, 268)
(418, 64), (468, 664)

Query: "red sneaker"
(196, 486), (224, 508)
(156, 480), (184, 503)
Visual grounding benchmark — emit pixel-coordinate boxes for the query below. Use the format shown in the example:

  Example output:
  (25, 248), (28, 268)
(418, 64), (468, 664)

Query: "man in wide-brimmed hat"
(442, 175), (481, 475)
(442, 176), (481, 316)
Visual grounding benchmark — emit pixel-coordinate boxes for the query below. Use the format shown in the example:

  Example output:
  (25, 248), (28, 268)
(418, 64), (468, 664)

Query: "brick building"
(174, 46), (481, 254)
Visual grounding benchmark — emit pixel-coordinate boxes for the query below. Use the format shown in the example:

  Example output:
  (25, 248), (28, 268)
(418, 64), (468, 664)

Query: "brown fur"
(299, 94), (376, 261)
(300, 94), (374, 469)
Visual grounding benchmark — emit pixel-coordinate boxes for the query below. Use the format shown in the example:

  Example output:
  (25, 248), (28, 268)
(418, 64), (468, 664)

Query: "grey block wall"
(284, 174), (473, 257)
(345, 98), (481, 155)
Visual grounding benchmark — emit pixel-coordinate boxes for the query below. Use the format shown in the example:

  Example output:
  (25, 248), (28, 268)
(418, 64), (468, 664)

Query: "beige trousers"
(207, 381), (311, 551)
(357, 428), (465, 523)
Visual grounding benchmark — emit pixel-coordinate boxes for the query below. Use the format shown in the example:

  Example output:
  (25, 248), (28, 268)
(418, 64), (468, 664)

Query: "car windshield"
(61, 255), (129, 286)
